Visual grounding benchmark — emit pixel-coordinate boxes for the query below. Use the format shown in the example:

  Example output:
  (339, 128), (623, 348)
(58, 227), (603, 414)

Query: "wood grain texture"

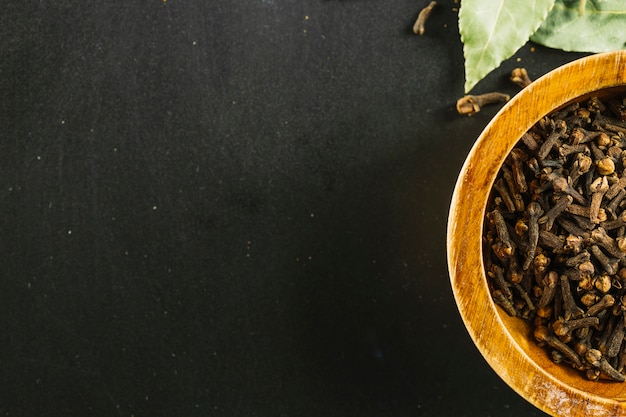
(448, 50), (626, 417)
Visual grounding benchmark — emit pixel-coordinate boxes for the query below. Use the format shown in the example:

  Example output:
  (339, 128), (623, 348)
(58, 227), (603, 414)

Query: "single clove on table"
(413, 1), (437, 35)
(484, 94), (626, 382)
(456, 69), (532, 116)
(456, 92), (510, 116)
(510, 68), (533, 89)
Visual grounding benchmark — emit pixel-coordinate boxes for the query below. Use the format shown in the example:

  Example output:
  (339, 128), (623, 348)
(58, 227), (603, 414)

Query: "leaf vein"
(475, 0), (505, 70)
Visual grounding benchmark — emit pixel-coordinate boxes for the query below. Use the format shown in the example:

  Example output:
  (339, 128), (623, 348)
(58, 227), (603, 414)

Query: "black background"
(2, 1), (589, 416)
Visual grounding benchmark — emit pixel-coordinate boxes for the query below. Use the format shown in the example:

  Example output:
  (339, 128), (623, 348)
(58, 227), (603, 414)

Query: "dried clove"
(493, 178), (517, 212)
(503, 166), (525, 212)
(591, 227), (626, 260)
(589, 176), (609, 223)
(507, 149), (529, 193)
(606, 188), (626, 219)
(534, 326), (582, 368)
(492, 289), (518, 317)
(490, 208), (516, 257)
(553, 316), (599, 337)
(539, 195), (573, 231)
(510, 68), (532, 88)
(589, 245), (619, 275)
(488, 264), (512, 299)
(561, 275), (584, 320)
(537, 270), (558, 309)
(456, 92), (510, 116)
(523, 202), (543, 270)
(552, 177), (587, 205)
(606, 315), (626, 358)
(413, 1), (437, 35)
(586, 294), (615, 317)
(586, 349), (625, 381)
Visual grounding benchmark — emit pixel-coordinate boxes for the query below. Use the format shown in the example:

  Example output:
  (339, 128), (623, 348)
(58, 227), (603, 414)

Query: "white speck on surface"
(153, 206), (158, 210)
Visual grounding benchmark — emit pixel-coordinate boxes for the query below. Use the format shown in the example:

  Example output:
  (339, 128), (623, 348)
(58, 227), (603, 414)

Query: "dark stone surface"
(2, 1), (588, 416)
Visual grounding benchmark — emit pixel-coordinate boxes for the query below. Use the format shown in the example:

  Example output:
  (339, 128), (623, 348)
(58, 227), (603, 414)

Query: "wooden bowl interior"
(497, 84), (626, 400)
(448, 51), (626, 416)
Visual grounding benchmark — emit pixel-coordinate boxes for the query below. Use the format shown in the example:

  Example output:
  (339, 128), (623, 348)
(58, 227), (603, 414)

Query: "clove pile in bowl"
(484, 93), (626, 382)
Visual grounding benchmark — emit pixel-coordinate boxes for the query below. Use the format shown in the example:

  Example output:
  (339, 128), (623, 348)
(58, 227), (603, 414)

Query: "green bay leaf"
(460, 0), (555, 93)
(531, 0), (626, 52)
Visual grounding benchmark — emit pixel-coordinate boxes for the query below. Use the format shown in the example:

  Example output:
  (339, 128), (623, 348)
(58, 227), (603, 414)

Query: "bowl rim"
(447, 50), (626, 416)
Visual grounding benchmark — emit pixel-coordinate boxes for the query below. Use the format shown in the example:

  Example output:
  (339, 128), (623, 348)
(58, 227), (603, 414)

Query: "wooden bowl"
(447, 50), (626, 416)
